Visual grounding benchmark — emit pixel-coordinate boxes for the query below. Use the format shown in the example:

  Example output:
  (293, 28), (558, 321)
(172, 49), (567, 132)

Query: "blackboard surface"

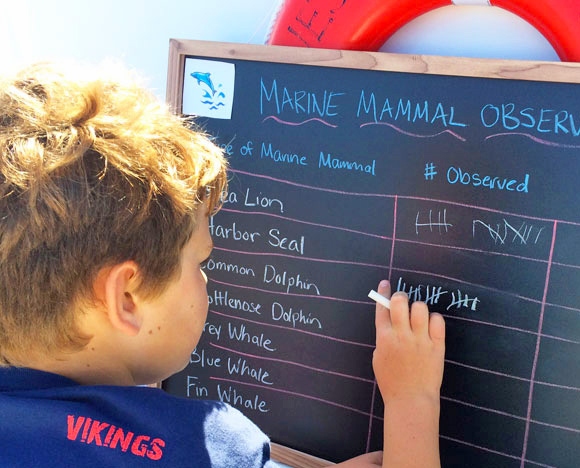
(164, 41), (580, 468)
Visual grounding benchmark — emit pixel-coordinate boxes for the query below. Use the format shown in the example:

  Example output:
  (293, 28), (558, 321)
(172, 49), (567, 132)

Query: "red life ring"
(267, 0), (580, 62)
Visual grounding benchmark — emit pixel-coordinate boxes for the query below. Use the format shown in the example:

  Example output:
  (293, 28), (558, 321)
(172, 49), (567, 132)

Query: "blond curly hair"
(0, 63), (227, 366)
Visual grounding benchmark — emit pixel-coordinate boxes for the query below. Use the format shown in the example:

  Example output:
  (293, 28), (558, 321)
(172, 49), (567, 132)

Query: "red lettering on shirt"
(66, 415), (165, 460)
(147, 438), (165, 461)
(110, 427), (134, 452)
(131, 435), (150, 456)
(67, 415), (85, 441)
(87, 420), (110, 446)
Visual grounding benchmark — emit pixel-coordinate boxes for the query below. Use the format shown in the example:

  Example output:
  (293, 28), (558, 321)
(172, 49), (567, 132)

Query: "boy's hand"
(372, 280), (445, 468)
(372, 280), (445, 403)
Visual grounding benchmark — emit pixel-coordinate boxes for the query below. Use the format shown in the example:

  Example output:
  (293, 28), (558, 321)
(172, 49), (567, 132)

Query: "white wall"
(0, 1), (559, 100)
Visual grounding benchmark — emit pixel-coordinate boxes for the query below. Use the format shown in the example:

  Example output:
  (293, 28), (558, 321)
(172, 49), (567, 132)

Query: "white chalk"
(368, 290), (391, 309)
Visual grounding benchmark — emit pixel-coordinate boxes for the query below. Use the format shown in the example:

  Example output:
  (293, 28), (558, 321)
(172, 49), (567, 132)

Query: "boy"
(0, 63), (445, 467)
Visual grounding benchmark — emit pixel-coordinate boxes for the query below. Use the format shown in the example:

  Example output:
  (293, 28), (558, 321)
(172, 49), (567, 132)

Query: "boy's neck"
(22, 342), (138, 386)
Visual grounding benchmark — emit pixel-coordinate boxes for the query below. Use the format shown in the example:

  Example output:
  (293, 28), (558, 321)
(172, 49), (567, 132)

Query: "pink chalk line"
(220, 207), (390, 240)
(208, 377), (559, 466)
(359, 122), (467, 142)
(440, 436), (556, 468)
(367, 195), (399, 451)
(213, 246), (389, 270)
(208, 309), (375, 349)
(486, 132), (580, 149)
(209, 277), (374, 306)
(208, 263), (580, 345)
(209, 341), (374, 384)
(262, 115), (337, 128)
(229, 168), (580, 227)
(209, 376), (370, 416)
(521, 221), (557, 468)
(218, 207), (554, 266)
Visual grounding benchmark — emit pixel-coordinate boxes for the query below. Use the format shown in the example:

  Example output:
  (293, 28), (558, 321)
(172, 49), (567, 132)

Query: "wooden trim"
(167, 40), (580, 108)
(271, 443), (332, 468)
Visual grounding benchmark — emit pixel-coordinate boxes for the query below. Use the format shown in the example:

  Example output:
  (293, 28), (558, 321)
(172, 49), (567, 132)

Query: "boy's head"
(0, 63), (227, 382)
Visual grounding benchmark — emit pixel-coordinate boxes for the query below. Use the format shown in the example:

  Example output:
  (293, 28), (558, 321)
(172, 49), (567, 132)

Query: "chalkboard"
(164, 40), (580, 468)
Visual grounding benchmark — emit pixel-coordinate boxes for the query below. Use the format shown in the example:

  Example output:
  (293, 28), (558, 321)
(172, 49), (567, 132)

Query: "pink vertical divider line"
(366, 195), (398, 452)
(520, 221), (557, 468)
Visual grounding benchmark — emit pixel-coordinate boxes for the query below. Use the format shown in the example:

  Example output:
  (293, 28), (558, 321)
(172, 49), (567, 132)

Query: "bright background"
(1, 1), (560, 100)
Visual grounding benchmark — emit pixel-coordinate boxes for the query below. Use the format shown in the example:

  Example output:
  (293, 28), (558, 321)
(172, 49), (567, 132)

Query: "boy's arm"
(373, 280), (446, 468)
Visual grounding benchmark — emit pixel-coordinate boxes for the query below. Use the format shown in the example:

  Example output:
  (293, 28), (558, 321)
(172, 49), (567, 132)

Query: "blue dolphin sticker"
(191, 72), (216, 96)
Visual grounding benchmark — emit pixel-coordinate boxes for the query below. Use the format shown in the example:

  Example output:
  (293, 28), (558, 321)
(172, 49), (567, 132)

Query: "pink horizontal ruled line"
(209, 309), (375, 349)
(209, 376), (371, 417)
(445, 359), (531, 383)
(209, 278), (374, 306)
(229, 168), (580, 227)
(536, 380), (580, 392)
(397, 237), (549, 265)
(220, 208), (390, 240)
(552, 260), (580, 270)
(229, 168), (393, 198)
(213, 246), (580, 317)
(209, 375), (567, 464)
(441, 395), (526, 420)
(438, 435), (556, 468)
(544, 301), (580, 314)
(210, 311), (580, 409)
(442, 314), (580, 345)
(209, 342), (374, 384)
(213, 246), (389, 270)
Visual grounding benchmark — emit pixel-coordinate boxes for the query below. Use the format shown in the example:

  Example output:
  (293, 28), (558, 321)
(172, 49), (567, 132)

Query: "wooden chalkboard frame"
(165, 39), (580, 468)
(167, 39), (580, 115)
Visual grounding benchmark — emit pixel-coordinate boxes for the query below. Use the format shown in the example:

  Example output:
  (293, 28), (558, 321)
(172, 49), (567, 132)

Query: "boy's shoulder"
(0, 367), (277, 467)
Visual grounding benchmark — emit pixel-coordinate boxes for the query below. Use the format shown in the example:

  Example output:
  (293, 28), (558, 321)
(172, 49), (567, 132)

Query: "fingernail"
(379, 280), (389, 288)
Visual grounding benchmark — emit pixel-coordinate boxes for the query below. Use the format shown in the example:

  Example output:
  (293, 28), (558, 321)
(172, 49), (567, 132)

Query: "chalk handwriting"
(473, 219), (544, 245)
(187, 376), (209, 398)
(261, 142), (308, 166)
(481, 103), (580, 137)
(227, 323), (276, 352)
(415, 209), (453, 235)
(209, 218), (261, 242)
(357, 90), (467, 128)
(318, 151), (376, 175)
(209, 289), (262, 315)
(217, 385), (270, 413)
(205, 259), (256, 277)
(263, 265), (321, 295)
(271, 301), (323, 329)
(203, 322), (222, 341)
(396, 278), (480, 312)
(260, 78), (344, 118)
(244, 187), (284, 213)
(227, 358), (273, 385)
(268, 229), (305, 255)
(190, 348), (222, 368)
(447, 166), (529, 193)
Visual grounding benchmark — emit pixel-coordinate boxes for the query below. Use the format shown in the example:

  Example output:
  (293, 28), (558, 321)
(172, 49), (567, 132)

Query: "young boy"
(0, 63), (446, 467)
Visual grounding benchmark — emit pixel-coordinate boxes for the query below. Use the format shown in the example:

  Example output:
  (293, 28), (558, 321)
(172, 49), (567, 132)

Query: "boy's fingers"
(389, 292), (410, 331)
(374, 280), (391, 330)
(429, 313), (446, 344)
(410, 301), (429, 336)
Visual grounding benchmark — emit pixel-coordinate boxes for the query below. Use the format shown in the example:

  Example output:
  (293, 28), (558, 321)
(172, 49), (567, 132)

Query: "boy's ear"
(102, 261), (143, 336)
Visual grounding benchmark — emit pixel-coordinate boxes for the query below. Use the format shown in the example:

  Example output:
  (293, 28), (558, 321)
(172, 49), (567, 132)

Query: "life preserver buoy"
(267, 0), (580, 62)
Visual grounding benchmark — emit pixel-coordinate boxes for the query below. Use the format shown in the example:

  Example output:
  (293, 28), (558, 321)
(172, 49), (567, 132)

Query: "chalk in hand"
(368, 290), (390, 309)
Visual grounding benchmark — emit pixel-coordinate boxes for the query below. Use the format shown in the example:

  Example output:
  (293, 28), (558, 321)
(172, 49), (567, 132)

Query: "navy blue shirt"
(0, 367), (279, 467)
